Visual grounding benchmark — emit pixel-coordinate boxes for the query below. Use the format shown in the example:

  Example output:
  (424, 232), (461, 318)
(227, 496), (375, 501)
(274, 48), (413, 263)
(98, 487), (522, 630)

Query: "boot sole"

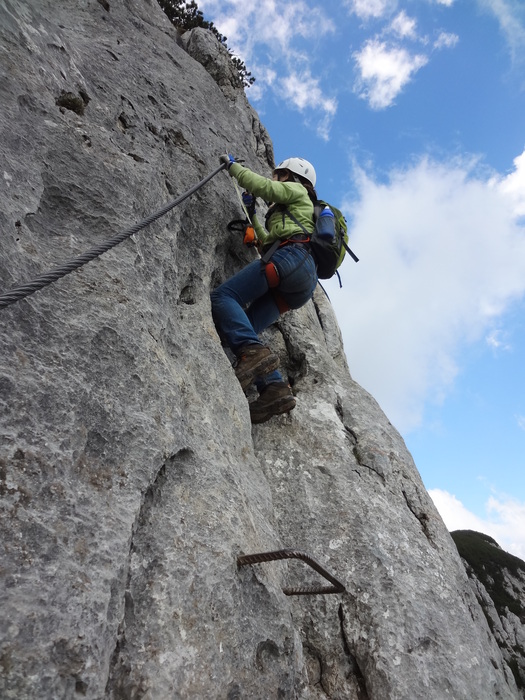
(250, 396), (296, 424)
(236, 354), (280, 391)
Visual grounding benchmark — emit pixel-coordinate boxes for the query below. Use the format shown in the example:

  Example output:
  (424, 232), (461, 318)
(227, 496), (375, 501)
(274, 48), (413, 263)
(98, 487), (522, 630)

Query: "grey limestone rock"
(0, 1), (521, 698)
(180, 26), (243, 100)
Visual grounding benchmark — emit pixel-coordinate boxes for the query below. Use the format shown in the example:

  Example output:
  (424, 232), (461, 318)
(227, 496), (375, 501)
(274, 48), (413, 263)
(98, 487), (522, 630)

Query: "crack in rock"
(338, 604), (370, 700)
(105, 450), (191, 696)
(402, 489), (435, 546)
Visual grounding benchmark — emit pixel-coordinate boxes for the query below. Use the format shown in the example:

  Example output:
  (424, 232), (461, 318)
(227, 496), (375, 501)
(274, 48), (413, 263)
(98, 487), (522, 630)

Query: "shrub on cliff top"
(157, 0), (255, 88)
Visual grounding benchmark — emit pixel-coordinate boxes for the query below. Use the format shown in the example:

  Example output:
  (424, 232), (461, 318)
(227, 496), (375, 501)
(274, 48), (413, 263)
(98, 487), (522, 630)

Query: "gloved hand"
(219, 154), (236, 169)
(242, 191), (256, 216)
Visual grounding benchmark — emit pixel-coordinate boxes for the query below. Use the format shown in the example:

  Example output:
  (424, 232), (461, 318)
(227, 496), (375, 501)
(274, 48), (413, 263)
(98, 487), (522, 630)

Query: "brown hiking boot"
(234, 344), (280, 390)
(249, 382), (296, 424)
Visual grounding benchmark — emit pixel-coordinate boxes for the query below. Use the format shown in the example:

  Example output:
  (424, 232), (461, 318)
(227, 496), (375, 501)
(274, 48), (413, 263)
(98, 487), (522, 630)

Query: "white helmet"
(274, 157), (316, 187)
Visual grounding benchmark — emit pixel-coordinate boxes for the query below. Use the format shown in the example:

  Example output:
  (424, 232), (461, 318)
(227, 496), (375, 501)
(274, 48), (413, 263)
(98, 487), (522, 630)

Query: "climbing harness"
(262, 247), (287, 312)
(0, 163), (228, 310)
(238, 549), (346, 596)
(259, 235), (313, 314)
(226, 178), (291, 312)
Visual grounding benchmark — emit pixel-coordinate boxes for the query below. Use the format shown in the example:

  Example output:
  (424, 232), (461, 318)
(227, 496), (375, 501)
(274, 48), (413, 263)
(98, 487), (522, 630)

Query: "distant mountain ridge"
(452, 530), (525, 696)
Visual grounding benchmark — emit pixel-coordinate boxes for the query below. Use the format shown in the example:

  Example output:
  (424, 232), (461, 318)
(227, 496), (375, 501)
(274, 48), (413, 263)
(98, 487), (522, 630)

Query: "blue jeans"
(211, 244), (318, 388)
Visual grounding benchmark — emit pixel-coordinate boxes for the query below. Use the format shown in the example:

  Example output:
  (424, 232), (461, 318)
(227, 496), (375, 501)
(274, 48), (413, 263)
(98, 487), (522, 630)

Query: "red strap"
(265, 262), (280, 288)
(272, 292), (290, 314)
(265, 262), (290, 313)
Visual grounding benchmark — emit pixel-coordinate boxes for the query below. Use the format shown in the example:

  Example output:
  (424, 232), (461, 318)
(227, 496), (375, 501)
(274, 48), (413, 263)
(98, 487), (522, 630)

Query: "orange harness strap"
(263, 235), (311, 314)
(264, 262), (291, 314)
(265, 261), (280, 288)
(272, 291), (290, 314)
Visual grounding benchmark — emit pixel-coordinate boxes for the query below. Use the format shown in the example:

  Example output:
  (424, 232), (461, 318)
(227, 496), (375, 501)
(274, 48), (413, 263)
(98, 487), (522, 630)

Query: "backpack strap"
(286, 207), (359, 264)
(343, 239), (359, 263)
(282, 207), (310, 236)
(260, 238), (281, 264)
(260, 208), (311, 264)
(265, 202), (283, 228)
(280, 202), (359, 264)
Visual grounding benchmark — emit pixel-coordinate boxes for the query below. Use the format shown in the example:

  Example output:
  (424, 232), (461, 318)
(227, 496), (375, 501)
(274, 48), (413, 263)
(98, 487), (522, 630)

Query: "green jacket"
(229, 163), (314, 246)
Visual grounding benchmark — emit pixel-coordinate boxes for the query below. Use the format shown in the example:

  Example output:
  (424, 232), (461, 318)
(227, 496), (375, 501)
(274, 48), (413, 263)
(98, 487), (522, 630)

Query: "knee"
(210, 286), (232, 319)
(211, 280), (238, 309)
(210, 285), (223, 308)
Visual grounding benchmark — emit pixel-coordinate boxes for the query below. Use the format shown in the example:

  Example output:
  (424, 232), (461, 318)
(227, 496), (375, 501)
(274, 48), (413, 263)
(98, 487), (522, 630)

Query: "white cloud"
(390, 11), (418, 40)
(353, 40), (428, 109)
(435, 0), (455, 6)
(199, 0), (334, 59)
(280, 70), (337, 140)
(476, 0), (525, 62)
(281, 72), (336, 114)
(485, 329), (511, 351)
(331, 152), (525, 432)
(429, 488), (525, 560)
(492, 149), (525, 217)
(197, 0), (337, 136)
(346, 0), (394, 20)
(517, 416), (525, 431)
(434, 31), (459, 49)
(245, 64), (277, 102)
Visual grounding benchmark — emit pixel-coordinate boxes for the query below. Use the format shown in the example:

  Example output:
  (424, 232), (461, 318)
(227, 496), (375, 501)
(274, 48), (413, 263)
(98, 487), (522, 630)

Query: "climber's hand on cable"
(242, 191), (254, 207)
(219, 154), (236, 170)
(242, 191), (255, 215)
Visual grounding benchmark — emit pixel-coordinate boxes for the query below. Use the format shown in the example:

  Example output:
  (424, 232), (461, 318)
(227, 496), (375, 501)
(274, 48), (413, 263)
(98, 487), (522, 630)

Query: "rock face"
(452, 531), (525, 698)
(0, 2), (521, 698)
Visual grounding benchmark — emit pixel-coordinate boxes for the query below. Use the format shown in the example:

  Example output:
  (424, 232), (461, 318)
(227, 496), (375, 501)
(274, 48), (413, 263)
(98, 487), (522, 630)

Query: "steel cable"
(0, 163), (227, 310)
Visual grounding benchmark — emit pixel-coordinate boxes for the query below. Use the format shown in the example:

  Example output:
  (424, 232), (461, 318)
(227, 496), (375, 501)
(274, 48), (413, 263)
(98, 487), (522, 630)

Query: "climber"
(211, 154), (318, 424)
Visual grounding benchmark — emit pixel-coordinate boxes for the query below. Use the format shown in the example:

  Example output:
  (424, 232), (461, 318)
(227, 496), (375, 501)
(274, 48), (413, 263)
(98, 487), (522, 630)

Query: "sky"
(197, 0), (525, 560)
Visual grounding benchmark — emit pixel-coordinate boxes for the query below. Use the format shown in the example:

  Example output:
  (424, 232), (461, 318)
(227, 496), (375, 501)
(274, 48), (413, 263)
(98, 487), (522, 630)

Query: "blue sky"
(198, 0), (525, 559)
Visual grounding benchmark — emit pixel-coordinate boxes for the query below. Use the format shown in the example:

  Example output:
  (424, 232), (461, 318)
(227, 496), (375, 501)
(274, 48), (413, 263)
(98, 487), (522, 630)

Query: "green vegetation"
(452, 530), (525, 690)
(451, 530), (525, 620)
(156, 0), (255, 88)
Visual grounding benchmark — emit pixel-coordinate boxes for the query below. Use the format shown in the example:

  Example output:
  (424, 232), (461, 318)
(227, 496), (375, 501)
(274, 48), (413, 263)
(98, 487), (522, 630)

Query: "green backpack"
(285, 201), (359, 284)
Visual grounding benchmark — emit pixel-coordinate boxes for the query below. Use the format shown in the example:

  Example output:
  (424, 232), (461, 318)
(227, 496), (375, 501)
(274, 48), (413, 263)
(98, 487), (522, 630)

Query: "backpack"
(284, 201), (359, 284)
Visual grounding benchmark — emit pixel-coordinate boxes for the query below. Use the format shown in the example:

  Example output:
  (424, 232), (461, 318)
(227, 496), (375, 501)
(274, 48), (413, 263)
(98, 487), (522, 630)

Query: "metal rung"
(237, 549), (346, 596)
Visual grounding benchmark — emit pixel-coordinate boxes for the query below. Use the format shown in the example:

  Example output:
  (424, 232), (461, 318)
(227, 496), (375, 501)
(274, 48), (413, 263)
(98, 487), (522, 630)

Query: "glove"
(219, 153), (236, 169)
(242, 191), (256, 216)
